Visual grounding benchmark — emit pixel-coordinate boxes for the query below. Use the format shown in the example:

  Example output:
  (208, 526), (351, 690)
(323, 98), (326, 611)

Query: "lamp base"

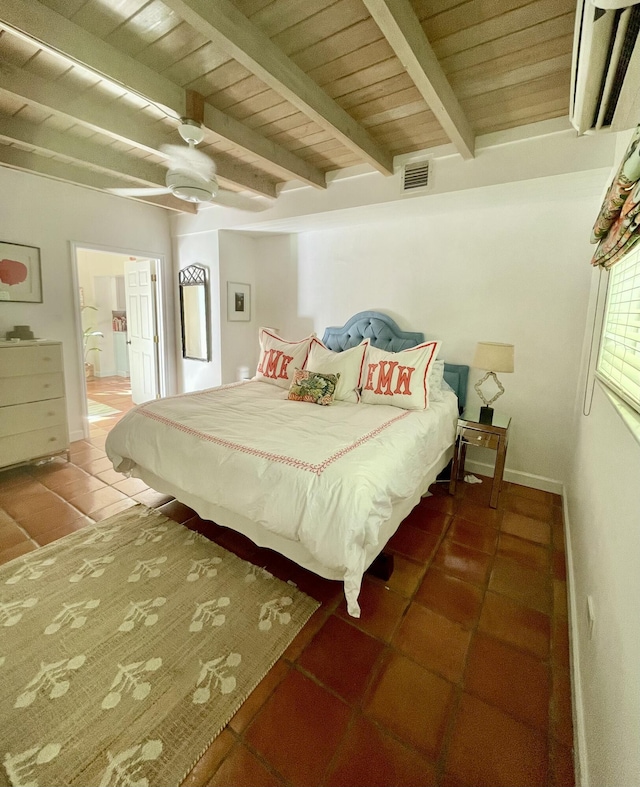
(479, 406), (494, 425)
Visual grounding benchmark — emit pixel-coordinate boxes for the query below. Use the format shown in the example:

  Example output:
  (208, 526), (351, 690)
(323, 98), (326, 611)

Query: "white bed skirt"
(130, 443), (453, 615)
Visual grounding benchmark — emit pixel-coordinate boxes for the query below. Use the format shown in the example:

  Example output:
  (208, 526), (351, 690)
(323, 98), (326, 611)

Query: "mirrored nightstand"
(449, 407), (511, 508)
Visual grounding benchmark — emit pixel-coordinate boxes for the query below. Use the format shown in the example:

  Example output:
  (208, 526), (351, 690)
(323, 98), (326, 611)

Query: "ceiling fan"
(108, 119), (265, 211)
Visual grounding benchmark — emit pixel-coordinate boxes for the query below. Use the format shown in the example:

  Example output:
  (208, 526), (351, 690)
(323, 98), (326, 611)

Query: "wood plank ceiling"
(0, 0), (575, 213)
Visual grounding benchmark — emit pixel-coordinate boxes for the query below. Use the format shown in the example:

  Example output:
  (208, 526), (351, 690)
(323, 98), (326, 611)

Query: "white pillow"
(255, 328), (314, 389)
(305, 338), (370, 403)
(441, 378), (455, 395)
(360, 341), (441, 410)
(428, 359), (445, 402)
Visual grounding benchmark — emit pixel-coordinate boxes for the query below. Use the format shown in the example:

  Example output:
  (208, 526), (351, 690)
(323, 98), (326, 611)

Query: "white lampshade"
(473, 342), (515, 373)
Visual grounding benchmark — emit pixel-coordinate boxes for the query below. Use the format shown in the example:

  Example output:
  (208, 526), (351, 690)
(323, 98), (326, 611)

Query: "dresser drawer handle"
(43, 383), (51, 389)
(47, 411), (55, 417)
(476, 435), (483, 441)
(48, 437), (57, 443)
(42, 357), (51, 362)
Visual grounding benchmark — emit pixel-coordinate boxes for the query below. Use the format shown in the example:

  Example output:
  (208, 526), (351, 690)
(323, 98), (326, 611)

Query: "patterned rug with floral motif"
(0, 506), (318, 787)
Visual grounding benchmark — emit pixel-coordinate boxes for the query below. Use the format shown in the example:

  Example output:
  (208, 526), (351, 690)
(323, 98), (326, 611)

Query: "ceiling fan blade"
(161, 144), (215, 180)
(108, 186), (172, 197)
(214, 189), (269, 212)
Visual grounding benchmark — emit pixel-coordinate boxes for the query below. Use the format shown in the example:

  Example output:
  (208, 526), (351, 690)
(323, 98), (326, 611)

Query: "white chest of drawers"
(0, 340), (70, 470)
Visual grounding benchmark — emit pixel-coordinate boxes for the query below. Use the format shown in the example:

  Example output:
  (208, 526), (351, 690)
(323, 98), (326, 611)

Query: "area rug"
(0, 506), (319, 787)
(87, 399), (120, 421)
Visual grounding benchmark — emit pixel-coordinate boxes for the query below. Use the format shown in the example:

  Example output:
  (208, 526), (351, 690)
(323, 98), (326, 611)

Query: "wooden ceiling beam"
(0, 115), (167, 187)
(0, 62), (278, 198)
(0, 147), (196, 213)
(0, 0), (326, 189)
(186, 89), (205, 125)
(161, 0), (395, 175)
(362, 0), (475, 160)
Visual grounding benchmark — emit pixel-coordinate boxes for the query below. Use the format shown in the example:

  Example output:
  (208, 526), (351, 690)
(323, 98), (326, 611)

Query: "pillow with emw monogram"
(360, 340), (441, 410)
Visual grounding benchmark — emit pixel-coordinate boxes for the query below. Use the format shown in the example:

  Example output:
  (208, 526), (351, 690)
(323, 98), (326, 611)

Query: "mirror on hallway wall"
(179, 264), (211, 362)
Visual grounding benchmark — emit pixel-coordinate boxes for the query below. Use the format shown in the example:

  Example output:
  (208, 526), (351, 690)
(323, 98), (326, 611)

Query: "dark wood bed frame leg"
(367, 552), (395, 581)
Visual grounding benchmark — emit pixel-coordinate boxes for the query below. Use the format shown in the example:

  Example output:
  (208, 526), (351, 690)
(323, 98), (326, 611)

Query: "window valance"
(591, 125), (640, 270)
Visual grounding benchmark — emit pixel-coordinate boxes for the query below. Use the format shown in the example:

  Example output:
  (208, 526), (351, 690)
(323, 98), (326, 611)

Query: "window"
(597, 244), (640, 413)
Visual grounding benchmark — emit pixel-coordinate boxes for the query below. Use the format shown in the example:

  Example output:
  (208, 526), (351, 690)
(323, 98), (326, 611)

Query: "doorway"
(72, 246), (163, 441)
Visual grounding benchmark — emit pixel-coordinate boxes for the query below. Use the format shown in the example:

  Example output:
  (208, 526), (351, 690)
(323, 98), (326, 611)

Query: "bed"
(105, 311), (469, 616)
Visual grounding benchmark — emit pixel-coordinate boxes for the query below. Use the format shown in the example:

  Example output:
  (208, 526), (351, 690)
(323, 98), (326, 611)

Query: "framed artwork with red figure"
(0, 241), (42, 303)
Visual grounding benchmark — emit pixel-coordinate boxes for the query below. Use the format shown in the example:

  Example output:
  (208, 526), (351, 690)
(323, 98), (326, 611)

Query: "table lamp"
(472, 342), (514, 424)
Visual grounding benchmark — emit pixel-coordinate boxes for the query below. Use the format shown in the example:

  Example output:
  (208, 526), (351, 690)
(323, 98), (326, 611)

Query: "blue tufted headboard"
(322, 310), (469, 411)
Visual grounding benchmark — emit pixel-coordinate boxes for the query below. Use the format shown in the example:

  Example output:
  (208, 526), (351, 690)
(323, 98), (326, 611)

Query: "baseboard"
(462, 459), (563, 495)
(69, 429), (85, 442)
(562, 486), (589, 787)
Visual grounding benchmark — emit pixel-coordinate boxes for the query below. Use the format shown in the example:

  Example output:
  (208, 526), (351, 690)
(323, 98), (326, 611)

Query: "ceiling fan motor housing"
(166, 169), (218, 203)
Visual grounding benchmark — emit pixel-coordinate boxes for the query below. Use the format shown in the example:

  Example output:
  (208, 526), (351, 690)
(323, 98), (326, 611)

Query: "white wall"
(254, 234), (315, 340)
(0, 167), (173, 440)
(218, 231), (259, 383)
(174, 229), (261, 391)
(566, 382), (640, 787)
(173, 230), (221, 393)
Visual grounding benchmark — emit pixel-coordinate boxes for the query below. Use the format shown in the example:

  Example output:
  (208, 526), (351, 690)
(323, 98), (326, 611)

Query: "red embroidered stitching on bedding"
(137, 393), (410, 476)
(315, 411), (409, 473)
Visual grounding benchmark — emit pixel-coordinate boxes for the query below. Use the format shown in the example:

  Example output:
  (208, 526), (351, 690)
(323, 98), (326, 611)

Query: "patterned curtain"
(591, 125), (640, 269)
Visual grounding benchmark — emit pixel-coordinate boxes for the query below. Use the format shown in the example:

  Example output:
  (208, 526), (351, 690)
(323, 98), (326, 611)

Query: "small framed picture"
(0, 241), (42, 303)
(227, 281), (251, 321)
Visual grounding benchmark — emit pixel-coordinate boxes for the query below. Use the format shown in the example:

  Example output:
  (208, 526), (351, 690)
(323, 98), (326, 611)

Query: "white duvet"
(106, 380), (457, 615)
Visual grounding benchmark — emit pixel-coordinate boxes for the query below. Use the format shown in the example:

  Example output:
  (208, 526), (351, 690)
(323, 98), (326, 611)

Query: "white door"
(124, 259), (159, 404)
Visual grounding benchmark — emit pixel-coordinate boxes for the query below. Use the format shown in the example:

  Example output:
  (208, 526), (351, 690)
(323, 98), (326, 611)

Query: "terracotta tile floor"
(0, 386), (575, 787)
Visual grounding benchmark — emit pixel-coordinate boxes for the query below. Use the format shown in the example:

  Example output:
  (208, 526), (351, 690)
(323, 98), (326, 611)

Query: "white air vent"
(571, 0), (640, 133)
(402, 160), (431, 192)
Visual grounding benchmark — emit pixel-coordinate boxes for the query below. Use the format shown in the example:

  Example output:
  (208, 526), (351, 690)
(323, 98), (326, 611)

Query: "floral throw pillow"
(287, 368), (340, 406)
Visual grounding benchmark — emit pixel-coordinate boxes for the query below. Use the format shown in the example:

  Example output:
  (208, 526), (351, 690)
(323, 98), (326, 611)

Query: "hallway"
(85, 375), (133, 444)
